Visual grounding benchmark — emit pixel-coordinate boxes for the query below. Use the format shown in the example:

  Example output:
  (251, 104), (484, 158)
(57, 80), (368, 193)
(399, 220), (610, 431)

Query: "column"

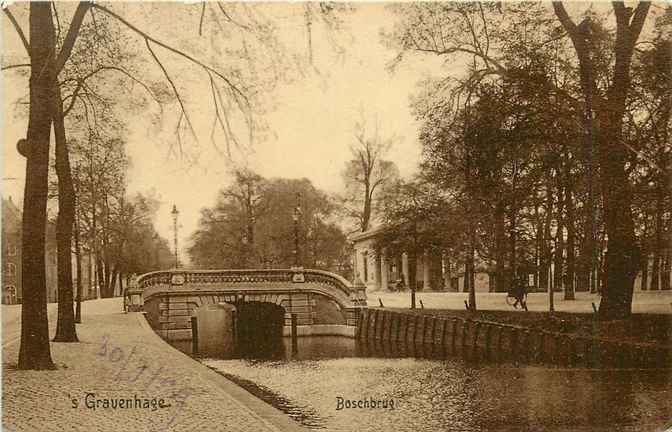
(373, 251), (382, 291)
(362, 251), (369, 284)
(351, 248), (359, 284)
(402, 253), (409, 287)
(380, 252), (389, 291)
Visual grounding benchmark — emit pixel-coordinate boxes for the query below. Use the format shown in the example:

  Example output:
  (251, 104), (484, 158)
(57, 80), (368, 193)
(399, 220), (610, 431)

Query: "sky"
(2, 3), (447, 263)
(4, 1), (662, 264)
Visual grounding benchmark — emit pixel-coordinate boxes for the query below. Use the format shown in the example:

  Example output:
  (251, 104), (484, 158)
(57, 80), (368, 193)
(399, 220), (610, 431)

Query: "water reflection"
(173, 336), (672, 432)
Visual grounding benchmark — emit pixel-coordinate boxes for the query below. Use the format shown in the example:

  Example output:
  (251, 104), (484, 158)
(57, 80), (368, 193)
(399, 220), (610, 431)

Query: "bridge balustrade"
(136, 268), (367, 341)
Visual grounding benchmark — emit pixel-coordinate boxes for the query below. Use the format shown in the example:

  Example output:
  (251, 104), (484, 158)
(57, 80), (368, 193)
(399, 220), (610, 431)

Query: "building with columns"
(348, 227), (435, 292)
(349, 226), (493, 293)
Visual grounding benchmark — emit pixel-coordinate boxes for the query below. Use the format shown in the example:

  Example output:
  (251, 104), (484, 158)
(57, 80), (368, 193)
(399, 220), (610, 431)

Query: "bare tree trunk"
(534, 193), (542, 292)
(662, 247), (671, 291)
(509, 158), (520, 289)
(494, 201), (506, 292)
(91, 226), (98, 299)
(540, 183), (553, 292)
(119, 273), (125, 298)
(74, 215), (82, 323)
(651, 187), (664, 290)
(553, 172), (566, 294)
(641, 250), (649, 291)
(109, 266), (119, 297)
(640, 214), (650, 291)
(467, 235), (476, 311)
(18, 2), (56, 370)
(443, 254), (451, 291)
(509, 208), (517, 285)
(96, 255), (103, 299)
(361, 181), (372, 232)
(101, 260), (112, 298)
(52, 82), (78, 342)
(408, 250), (417, 309)
(577, 199), (593, 292)
(597, 108), (640, 318)
(553, 2), (650, 320)
(564, 160), (576, 300)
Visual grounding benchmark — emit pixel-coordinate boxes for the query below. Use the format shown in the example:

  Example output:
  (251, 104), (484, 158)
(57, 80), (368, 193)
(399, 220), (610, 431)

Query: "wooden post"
(191, 316), (198, 356)
(361, 309), (369, 340)
(232, 310), (237, 353)
(291, 313), (298, 354)
(388, 312), (395, 342)
(441, 319), (448, 358)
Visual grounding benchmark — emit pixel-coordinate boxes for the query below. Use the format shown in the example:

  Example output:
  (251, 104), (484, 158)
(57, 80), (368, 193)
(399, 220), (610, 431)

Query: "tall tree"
(552, 1), (651, 319)
(14, 2), (59, 369)
(52, 80), (78, 342)
(341, 118), (399, 232)
(387, 2), (658, 319)
(189, 174), (349, 272)
(7, 2), (90, 369)
(376, 178), (446, 309)
(5, 1), (271, 367)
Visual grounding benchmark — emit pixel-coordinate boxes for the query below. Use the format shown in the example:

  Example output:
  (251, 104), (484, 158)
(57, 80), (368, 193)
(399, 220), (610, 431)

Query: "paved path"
(367, 290), (672, 314)
(2, 298), (305, 432)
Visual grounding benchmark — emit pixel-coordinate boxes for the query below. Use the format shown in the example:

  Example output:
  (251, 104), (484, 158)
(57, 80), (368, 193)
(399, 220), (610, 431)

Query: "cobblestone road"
(2, 298), (304, 432)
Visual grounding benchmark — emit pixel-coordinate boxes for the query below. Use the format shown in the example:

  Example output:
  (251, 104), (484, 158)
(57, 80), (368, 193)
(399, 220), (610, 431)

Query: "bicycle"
(505, 291), (518, 307)
(506, 288), (528, 311)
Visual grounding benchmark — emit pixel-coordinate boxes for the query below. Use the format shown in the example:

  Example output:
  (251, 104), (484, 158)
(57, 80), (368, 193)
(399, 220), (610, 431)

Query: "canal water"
(172, 337), (672, 432)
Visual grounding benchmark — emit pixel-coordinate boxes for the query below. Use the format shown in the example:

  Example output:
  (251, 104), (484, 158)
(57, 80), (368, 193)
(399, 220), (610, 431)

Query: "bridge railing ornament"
(136, 268), (366, 304)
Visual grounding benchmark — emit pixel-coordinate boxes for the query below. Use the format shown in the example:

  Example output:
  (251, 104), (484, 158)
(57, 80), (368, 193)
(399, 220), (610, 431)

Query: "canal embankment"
(356, 308), (672, 368)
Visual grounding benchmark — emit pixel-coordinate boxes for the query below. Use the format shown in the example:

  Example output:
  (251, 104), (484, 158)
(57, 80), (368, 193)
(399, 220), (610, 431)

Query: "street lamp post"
(171, 205), (179, 268)
(292, 193), (302, 268)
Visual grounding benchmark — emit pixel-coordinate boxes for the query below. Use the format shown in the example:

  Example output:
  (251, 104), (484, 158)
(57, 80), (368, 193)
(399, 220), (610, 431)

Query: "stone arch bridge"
(137, 269), (367, 341)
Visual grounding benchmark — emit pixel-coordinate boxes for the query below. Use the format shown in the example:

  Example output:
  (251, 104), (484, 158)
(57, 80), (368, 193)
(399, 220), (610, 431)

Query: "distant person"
(123, 287), (130, 313)
(513, 275), (528, 311)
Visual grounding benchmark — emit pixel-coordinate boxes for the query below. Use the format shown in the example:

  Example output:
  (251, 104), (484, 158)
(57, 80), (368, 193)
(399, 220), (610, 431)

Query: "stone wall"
(146, 291), (360, 341)
(356, 309), (671, 368)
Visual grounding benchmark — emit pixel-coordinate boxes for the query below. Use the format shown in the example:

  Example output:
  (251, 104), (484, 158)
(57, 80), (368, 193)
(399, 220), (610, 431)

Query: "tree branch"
(52, 3), (62, 42)
(62, 83), (85, 117)
(208, 73), (226, 154)
(413, 45), (507, 74)
(199, 2), (206, 36)
(61, 65), (161, 117)
(629, 2), (651, 42)
(92, 3), (249, 106)
(213, 80), (242, 154)
(551, 2), (577, 36)
(216, 2), (251, 31)
(3, 8), (30, 56)
(1, 63), (31, 71)
(145, 39), (197, 142)
(54, 2), (92, 74)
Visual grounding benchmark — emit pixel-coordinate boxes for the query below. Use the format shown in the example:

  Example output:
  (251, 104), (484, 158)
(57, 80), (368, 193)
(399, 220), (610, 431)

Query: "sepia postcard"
(2, 1), (671, 431)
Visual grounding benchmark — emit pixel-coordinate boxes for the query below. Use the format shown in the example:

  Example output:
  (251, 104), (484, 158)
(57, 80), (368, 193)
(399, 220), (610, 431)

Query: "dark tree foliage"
(189, 172), (351, 275)
(386, 2), (668, 319)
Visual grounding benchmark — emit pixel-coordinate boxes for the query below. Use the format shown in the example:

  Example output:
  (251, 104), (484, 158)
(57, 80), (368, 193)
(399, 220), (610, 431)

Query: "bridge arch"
(137, 268), (367, 341)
